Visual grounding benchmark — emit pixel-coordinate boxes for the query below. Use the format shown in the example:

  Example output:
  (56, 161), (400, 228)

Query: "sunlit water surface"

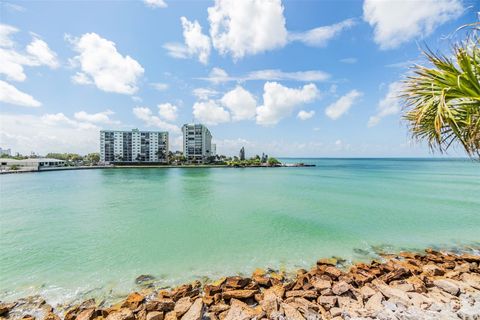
(1, 158), (479, 305)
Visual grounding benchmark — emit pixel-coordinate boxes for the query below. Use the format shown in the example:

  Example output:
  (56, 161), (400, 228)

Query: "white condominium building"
(182, 124), (212, 164)
(100, 129), (169, 163)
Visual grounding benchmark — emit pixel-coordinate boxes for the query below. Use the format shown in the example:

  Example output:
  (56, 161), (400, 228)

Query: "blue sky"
(0, 0), (477, 157)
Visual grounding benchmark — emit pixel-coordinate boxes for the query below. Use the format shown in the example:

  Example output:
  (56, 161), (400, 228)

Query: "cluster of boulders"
(1, 249), (480, 320)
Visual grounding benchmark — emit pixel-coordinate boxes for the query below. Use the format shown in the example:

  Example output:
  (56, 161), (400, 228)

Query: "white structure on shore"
(182, 124), (212, 164)
(211, 144), (216, 157)
(100, 129), (169, 163)
(0, 158), (65, 172)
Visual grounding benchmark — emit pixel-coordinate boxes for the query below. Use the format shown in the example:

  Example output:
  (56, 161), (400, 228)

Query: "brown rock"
(458, 254), (480, 263)
(252, 269), (270, 286)
(222, 290), (257, 300)
(337, 296), (361, 311)
(171, 284), (195, 301)
(331, 281), (350, 295)
(365, 292), (383, 312)
(137, 309), (147, 320)
(269, 272), (284, 282)
(122, 292), (144, 310)
(329, 307), (342, 317)
(285, 290), (317, 299)
(281, 303), (305, 320)
(359, 285), (376, 298)
(203, 285), (222, 297)
(352, 272), (374, 286)
(202, 296), (214, 306)
(317, 296), (337, 310)
(268, 285), (285, 299)
(252, 275), (270, 287)
(43, 312), (60, 320)
(422, 264), (445, 277)
(405, 276), (427, 293)
(209, 303), (230, 313)
(105, 308), (134, 320)
(157, 299), (176, 312)
(164, 311), (177, 320)
(407, 292), (432, 309)
(224, 277), (250, 289)
(317, 258), (337, 266)
(173, 297), (192, 317)
(433, 279), (460, 296)
(392, 283), (415, 292)
(146, 312), (163, 320)
(311, 278), (331, 291)
(324, 267), (343, 279)
(223, 299), (258, 320)
(383, 267), (411, 283)
(180, 298), (203, 320)
(461, 273), (480, 290)
(261, 285), (285, 316)
(76, 309), (96, 320)
(374, 282), (410, 305)
(0, 302), (16, 316)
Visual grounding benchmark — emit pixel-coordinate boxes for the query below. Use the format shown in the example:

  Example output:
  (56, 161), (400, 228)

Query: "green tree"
(401, 27), (480, 157)
(85, 153), (100, 165)
(267, 157), (281, 166)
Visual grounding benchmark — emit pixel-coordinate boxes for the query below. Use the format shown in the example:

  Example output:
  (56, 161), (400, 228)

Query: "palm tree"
(402, 27), (480, 157)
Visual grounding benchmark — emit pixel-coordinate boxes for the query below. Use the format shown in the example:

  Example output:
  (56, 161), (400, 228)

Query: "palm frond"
(401, 31), (480, 157)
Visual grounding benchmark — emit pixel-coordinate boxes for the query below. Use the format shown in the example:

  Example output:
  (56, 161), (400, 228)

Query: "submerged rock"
(135, 275), (156, 286)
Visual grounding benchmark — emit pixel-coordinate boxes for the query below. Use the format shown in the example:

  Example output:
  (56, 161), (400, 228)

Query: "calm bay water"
(1, 158), (479, 304)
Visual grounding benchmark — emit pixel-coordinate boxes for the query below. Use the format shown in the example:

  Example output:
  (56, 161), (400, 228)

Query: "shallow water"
(0, 158), (479, 305)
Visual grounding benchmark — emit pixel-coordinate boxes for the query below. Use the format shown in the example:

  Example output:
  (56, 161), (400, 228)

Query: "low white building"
(0, 158), (66, 172)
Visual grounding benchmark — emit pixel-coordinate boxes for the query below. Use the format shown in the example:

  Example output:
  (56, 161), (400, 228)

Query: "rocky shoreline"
(1, 249), (480, 320)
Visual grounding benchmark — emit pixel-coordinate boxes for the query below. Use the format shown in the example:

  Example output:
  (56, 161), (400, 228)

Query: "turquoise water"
(0, 158), (479, 305)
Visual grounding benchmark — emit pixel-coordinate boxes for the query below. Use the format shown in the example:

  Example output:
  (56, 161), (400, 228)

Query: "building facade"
(239, 147), (245, 160)
(0, 147), (11, 156)
(0, 158), (65, 171)
(100, 129), (169, 163)
(182, 124), (212, 164)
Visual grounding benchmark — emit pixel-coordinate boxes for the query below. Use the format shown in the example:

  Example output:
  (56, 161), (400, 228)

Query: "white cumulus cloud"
(26, 38), (59, 68)
(297, 110), (315, 120)
(289, 18), (356, 47)
(368, 81), (403, 127)
(220, 85), (257, 121)
(193, 100), (230, 125)
(158, 103), (178, 121)
(0, 80), (41, 107)
(133, 106), (180, 133)
(164, 17), (211, 64)
(207, 0), (288, 59)
(363, 0), (463, 49)
(73, 109), (119, 124)
(256, 82), (319, 126)
(193, 87), (219, 100)
(143, 0), (167, 8)
(0, 113), (101, 155)
(68, 33), (144, 94)
(0, 24), (59, 82)
(325, 89), (362, 120)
